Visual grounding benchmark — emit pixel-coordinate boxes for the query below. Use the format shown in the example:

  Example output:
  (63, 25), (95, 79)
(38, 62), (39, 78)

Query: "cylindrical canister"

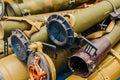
(68, 20), (120, 77)
(4, 0), (90, 16)
(0, 54), (28, 80)
(0, 8), (86, 39)
(66, 41), (120, 80)
(46, 0), (120, 46)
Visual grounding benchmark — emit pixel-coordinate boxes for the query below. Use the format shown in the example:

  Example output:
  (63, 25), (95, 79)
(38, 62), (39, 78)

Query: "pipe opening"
(69, 56), (89, 77)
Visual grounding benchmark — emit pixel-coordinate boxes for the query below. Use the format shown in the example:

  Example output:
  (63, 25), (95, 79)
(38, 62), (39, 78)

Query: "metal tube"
(0, 54), (28, 80)
(46, 0), (120, 46)
(4, 0), (90, 16)
(66, 42), (120, 80)
(0, 8), (83, 39)
(68, 20), (120, 77)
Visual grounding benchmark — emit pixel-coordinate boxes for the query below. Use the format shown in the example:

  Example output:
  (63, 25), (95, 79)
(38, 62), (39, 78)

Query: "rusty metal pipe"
(66, 41), (120, 80)
(68, 20), (120, 77)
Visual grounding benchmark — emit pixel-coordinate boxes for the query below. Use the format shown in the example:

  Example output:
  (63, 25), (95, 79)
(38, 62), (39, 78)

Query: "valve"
(28, 51), (54, 80)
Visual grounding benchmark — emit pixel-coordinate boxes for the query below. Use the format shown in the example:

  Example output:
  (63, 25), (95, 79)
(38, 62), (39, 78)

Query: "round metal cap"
(0, 0), (4, 19)
(46, 14), (74, 47)
(27, 52), (52, 80)
(10, 29), (30, 62)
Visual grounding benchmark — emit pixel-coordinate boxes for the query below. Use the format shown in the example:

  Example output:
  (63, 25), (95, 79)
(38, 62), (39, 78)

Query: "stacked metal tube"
(0, 54), (28, 80)
(8, 0), (120, 79)
(4, 0), (90, 16)
(46, 0), (120, 46)
(0, 0), (120, 80)
(0, 0), (119, 40)
(0, 8), (81, 39)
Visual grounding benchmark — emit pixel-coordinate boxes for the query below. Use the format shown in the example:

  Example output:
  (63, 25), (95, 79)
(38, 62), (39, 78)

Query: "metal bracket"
(98, 7), (120, 31)
(22, 9), (31, 16)
(76, 36), (97, 57)
(68, 0), (76, 8)
(110, 7), (120, 20)
(3, 39), (8, 56)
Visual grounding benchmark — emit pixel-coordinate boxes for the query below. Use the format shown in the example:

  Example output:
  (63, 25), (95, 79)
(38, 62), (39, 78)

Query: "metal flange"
(10, 29), (30, 62)
(46, 14), (74, 47)
(27, 52), (54, 80)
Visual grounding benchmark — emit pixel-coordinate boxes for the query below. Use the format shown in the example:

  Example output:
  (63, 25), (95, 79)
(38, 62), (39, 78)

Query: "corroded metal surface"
(68, 20), (120, 77)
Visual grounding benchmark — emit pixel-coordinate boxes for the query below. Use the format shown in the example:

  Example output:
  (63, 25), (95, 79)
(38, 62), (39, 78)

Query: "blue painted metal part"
(10, 29), (30, 62)
(46, 14), (74, 47)
(117, 77), (120, 80)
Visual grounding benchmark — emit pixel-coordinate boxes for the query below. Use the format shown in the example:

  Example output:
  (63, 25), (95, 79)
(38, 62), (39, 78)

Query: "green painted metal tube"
(0, 20), (31, 39)
(4, 0), (90, 16)
(105, 21), (120, 47)
(73, 0), (120, 33)
(45, 0), (120, 47)
(0, 54), (28, 80)
(47, 0), (120, 34)
(0, 8), (82, 39)
(2, 0), (120, 41)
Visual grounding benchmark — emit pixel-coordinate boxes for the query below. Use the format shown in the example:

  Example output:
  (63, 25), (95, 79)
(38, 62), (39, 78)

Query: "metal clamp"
(110, 7), (120, 19)
(68, 0), (76, 8)
(76, 36), (97, 57)
(4, 39), (8, 56)
(42, 42), (57, 59)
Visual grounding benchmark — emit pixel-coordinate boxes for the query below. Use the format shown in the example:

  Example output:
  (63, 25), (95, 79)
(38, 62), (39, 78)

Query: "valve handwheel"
(28, 52), (52, 80)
